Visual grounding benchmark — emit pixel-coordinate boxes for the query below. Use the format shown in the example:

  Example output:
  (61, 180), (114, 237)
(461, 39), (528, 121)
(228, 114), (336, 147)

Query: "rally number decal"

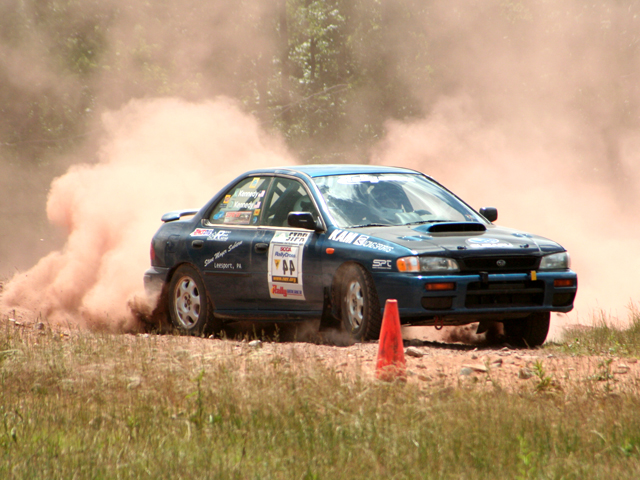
(268, 231), (310, 300)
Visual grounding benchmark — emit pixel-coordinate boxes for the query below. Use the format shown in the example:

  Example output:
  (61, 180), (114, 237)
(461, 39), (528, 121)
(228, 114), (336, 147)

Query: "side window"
(263, 177), (319, 227)
(206, 177), (270, 226)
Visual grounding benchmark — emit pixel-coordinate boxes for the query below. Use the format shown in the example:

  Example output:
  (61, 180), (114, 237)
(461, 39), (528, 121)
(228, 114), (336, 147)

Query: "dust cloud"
(372, 2), (640, 336)
(0, 98), (295, 331)
(2, 0), (639, 336)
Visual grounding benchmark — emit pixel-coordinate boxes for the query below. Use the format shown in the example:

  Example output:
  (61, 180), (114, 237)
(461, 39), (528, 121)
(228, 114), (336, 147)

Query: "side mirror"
(287, 212), (322, 231)
(479, 207), (498, 223)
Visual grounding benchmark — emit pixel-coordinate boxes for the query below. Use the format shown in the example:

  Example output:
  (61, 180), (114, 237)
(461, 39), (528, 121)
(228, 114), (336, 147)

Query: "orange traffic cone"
(375, 299), (406, 382)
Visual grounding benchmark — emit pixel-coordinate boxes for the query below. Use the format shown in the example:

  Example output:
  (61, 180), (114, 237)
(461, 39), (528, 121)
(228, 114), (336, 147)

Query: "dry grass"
(1, 315), (640, 479)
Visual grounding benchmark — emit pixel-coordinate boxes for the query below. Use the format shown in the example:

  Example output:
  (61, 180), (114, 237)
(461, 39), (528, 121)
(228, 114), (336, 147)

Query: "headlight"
(397, 256), (460, 273)
(539, 252), (570, 270)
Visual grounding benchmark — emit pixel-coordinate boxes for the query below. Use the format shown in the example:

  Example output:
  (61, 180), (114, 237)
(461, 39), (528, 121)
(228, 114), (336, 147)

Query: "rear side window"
(262, 177), (319, 227)
(207, 177), (270, 225)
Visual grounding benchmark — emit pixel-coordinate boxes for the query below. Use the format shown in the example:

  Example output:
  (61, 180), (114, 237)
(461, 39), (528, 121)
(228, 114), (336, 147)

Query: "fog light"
(425, 282), (456, 291)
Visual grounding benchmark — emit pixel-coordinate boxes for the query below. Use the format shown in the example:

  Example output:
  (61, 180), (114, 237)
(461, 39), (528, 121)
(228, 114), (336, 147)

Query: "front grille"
(465, 280), (544, 308)
(460, 256), (539, 273)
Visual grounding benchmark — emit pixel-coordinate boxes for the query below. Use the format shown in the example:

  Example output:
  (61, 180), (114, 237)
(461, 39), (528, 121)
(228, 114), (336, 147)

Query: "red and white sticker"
(223, 211), (252, 225)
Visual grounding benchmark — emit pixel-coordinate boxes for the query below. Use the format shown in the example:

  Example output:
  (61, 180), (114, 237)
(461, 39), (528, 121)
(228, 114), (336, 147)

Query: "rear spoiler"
(161, 209), (199, 223)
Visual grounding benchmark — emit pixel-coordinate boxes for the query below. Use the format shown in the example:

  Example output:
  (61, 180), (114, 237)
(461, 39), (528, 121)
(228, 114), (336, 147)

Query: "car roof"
(244, 164), (421, 178)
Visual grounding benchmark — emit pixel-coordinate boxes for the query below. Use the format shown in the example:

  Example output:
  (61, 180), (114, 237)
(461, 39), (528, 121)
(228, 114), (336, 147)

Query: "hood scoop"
(414, 222), (487, 233)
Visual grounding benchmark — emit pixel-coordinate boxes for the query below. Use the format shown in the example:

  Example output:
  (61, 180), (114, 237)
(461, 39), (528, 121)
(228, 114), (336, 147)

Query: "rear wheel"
(502, 312), (550, 347)
(338, 264), (382, 341)
(168, 265), (220, 335)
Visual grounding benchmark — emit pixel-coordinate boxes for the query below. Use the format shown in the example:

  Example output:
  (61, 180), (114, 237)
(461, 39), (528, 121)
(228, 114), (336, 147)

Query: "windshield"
(313, 173), (484, 228)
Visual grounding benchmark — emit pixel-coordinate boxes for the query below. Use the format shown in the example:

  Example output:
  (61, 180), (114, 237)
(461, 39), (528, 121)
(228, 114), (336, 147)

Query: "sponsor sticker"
(372, 259), (393, 270)
(328, 229), (394, 252)
(208, 230), (231, 241)
(268, 231), (311, 300)
(329, 229), (359, 244)
(273, 231), (311, 245)
(466, 237), (514, 249)
(191, 228), (214, 237)
(224, 211), (252, 225)
(271, 285), (304, 298)
(223, 195), (231, 204)
(249, 177), (260, 188)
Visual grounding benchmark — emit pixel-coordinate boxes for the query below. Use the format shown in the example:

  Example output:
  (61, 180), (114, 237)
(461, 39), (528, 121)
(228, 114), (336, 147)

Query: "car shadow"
(220, 320), (515, 350)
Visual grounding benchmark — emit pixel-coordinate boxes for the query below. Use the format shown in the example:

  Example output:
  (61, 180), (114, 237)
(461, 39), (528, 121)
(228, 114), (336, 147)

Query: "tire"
(168, 265), (220, 335)
(502, 312), (550, 348)
(338, 264), (382, 342)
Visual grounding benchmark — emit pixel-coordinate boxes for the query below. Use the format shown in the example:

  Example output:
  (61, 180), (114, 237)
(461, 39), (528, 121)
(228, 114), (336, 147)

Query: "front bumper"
(372, 270), (578, 325)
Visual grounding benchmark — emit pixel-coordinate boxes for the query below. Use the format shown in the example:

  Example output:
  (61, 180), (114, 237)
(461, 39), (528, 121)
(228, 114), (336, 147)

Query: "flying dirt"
(0, 97), (296, 331)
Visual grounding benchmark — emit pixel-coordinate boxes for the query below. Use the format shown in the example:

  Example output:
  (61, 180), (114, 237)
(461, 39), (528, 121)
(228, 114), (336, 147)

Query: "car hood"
(357, 223), (564, 257)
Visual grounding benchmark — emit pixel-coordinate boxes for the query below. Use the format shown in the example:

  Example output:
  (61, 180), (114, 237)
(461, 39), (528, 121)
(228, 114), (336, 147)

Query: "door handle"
(254, 242), (269, 253)
(192, 240), (204, 249)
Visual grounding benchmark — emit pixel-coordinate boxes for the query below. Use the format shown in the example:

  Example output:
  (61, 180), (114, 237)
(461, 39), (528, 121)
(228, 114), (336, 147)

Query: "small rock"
(35, 323), (45, 331)
(407, 338), (423, 347)
(547, 354), (554, 358)
(405, 347), (424, 358)
(490, 358), (503, 367)
(248, 340), (262, 348)
(518, 368), (534, 380)
(463, 364), (488, 373)
(460, 367), (473, 376)
(628, 358), (638, 364)
(471, 354), (478, 360)
(127, 377), (142, 389)
(615, 364), (630, 374)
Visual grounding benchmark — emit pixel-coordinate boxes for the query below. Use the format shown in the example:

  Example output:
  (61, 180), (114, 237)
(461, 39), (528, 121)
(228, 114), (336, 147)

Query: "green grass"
(1, 319), (640, 479)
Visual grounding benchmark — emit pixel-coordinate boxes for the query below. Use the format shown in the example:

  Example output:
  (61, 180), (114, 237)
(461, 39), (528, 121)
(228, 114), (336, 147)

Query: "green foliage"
(0, 0), (432, 164)
(2, 0), (640, 165)
(531, 360), (560, 394)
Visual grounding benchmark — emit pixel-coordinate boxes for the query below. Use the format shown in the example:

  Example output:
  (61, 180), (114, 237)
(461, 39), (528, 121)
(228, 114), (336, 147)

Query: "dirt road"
(4, 313), (639, 394)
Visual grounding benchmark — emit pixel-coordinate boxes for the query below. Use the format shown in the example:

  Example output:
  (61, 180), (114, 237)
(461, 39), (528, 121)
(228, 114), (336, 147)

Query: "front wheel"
(168, 265), (220, 335)
(502, 312), (550, 347)
(338, 264), (382, 342)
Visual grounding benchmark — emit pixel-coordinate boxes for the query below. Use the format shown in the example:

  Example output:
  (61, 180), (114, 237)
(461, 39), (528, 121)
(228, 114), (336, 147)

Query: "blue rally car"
(144, 165), (577, 346)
